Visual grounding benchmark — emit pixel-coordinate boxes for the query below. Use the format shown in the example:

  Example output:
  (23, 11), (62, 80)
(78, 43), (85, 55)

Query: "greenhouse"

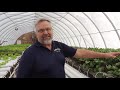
(0, 12), (120, 78)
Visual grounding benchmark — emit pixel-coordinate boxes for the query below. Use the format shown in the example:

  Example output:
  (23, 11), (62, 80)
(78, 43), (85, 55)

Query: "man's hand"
(105, 52), (120, 59)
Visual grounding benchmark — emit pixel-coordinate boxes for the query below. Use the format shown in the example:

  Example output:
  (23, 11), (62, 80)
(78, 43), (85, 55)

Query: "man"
(16, 18), (120, 78)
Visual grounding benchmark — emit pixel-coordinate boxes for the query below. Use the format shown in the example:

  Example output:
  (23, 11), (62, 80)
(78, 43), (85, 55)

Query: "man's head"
(35, 19), (53, 45)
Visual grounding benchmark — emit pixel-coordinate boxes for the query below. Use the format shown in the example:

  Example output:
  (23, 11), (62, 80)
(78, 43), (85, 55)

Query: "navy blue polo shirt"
(16, 41), (77, 78)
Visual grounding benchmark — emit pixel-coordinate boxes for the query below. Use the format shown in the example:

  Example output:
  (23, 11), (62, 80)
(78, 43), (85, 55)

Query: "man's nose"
(43, 30), (48, 34)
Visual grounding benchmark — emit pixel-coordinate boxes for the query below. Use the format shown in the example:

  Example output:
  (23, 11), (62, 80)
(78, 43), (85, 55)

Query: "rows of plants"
(0, 44), (30, 67)
(66, 47), (120, 78)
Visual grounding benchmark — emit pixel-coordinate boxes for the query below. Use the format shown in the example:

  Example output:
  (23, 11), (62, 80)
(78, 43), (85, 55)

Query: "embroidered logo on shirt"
(54, 48), (61, 52)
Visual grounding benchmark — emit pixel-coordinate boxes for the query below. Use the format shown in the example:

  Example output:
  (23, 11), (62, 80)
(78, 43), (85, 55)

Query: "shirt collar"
(35, 40), (43, 47)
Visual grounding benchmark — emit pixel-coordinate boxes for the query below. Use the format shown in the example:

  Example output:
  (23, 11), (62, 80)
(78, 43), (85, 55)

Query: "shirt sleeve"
(58, 42), (77, 57)
(16, 48), (34, 78)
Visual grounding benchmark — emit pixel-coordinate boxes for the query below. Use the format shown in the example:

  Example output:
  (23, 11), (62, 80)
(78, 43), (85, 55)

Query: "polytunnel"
(0, 12), (120, 78)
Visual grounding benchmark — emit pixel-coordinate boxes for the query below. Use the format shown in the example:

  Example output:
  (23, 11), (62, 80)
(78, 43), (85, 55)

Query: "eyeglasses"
(37, 28), (52, 33)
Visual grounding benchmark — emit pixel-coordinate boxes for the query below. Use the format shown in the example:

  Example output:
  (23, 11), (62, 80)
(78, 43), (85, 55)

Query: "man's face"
(36, 21), (53, 45)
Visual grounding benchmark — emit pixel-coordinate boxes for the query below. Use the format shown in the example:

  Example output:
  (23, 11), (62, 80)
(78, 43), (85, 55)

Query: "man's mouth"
(43, 36), (51, 39)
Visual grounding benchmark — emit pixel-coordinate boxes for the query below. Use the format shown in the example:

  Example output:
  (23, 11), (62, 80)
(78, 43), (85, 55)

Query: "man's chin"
(40, 40), (52, 45)
(38, 38), (53, 44)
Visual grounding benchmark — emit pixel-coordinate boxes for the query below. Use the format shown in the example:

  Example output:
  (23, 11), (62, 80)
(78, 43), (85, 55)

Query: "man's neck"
(43, 44), (52, 50)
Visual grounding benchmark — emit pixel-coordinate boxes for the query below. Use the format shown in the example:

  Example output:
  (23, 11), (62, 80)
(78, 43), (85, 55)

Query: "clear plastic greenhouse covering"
(0, 12), (120, 49)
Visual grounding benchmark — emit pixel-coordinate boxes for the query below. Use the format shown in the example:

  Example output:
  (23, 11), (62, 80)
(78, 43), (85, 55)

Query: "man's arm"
(16, 50), (34, 78)
(74, 49), (120, 59)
